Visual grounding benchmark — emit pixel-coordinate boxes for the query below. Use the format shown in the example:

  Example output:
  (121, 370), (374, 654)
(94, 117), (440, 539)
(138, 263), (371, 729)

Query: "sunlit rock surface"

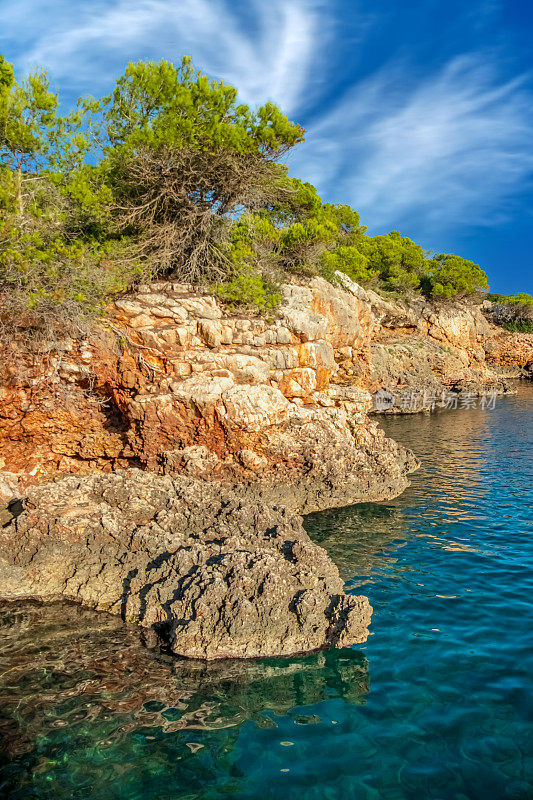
(1, 275), (530, 475)
(0, 276), (416, 505)
(3, 274), (528, 659)
(0, 471), (372, 659)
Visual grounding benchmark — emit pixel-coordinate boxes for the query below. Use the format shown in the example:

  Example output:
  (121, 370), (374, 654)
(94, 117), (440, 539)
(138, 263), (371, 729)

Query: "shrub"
(421, 253), (488, 298)
(503, 320), (533, 333)
(487, 291), (533, 332)
(320, 245), (378, 284)
(96, 57), (304, 285)
(1, 52), (526, 329)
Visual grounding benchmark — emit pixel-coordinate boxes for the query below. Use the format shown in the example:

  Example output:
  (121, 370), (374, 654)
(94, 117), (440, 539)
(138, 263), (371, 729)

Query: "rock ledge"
(0, 470), (372, 659)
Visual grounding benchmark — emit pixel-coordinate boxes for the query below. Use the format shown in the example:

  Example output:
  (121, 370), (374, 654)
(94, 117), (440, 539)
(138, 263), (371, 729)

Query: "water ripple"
(1, 384), (532, 799)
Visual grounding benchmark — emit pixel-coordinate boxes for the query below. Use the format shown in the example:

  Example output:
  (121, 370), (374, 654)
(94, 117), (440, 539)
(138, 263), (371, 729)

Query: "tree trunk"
(16, 165), (23, 217)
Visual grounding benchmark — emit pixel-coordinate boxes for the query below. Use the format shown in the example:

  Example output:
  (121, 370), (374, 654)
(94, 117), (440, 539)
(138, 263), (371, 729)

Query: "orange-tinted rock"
(0, 278), (411, 492)
(4, 274), (526, 492)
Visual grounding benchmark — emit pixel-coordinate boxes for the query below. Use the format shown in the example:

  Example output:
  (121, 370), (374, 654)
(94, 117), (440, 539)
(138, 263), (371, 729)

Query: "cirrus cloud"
(288, 53), (533, 234)
(1, 0), (532, 242)
(0, 0), (329, 113)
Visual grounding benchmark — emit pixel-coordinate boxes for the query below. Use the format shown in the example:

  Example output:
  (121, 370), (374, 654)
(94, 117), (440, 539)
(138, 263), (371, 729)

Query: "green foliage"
(487, 291), (533, 332)
(0, 53), (527, 334)
(0, 57), (58, 174)
(320, 245), (378, 284)
(212, 215), (282, 311)
(214, 266), (281, 312)
(0, 57), (139, 338)
(421, 253), (488, 297)
(88, 57), (305, 285)
(101, 57), (303, 157)
(502, 320), (533, 333)
(356, 231), (424, 292)
(487, 292), (533, 306)
(261, 180), (367, 277)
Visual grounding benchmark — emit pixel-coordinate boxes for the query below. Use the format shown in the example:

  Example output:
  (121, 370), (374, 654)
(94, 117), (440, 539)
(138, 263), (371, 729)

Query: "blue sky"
(1, 0), (532, 292)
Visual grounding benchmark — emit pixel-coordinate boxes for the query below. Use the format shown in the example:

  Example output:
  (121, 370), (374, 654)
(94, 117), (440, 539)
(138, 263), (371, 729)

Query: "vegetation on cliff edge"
(0, 54), (530, 338)
(486, 292), (533, 333)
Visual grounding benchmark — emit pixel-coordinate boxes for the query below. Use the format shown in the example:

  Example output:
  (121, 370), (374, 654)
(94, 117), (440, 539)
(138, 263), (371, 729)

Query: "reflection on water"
(0, 602), (368, 799)
(1, 384), (533, 800)
(307, 502), (410, 581)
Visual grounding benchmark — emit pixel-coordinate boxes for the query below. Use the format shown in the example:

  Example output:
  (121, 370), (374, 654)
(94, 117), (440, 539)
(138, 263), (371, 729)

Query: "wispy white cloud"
(0, 0), (329, 113)
(288, 53), (533, 233)
(1, 1), (531, 237)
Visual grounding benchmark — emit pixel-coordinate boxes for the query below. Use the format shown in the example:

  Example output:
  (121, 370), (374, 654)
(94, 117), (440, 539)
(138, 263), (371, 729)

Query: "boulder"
(0, 470), (372, 660)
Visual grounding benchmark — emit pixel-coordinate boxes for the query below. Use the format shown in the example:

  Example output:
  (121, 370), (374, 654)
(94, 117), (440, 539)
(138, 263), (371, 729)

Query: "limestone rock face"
(335, 276), (533, 411)
(1, 274), (530, 481)
(0, 470), (372, 659)
(2, 274), (528, 660)
(2, 274), (526, 495)
(0, 275), (414, 662)
(0, 276), (414, 509)
(483, 328), (533, 376)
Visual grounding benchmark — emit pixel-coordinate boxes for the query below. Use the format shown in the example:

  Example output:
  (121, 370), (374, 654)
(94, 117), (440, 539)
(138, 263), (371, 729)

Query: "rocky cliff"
(3, 274), (528, 481)
(1, 274), (530, 659)
(0, 275), (415, 507)
(0, 275), (416, 659)
(345, 279), (533, 411)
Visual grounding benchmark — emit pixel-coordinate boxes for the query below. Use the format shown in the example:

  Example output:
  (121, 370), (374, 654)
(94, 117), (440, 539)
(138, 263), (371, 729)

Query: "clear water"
(1, 384), (532, 800)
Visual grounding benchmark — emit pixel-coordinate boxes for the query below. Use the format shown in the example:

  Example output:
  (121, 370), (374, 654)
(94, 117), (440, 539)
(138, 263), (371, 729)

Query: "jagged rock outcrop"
(1, 272), (528, 659)
(334, 276), (533, 411)
(0, 470), (372, 659)
(1, 274), (530, 480)
(0, 276), (420, 659)
(0, 276), (414, 510)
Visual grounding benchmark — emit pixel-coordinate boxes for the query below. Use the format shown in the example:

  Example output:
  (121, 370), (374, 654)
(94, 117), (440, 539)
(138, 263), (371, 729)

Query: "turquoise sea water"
(1, 384), (532, 800)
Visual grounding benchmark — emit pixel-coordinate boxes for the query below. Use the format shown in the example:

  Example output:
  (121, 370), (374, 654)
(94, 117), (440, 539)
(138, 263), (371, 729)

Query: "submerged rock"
(0, 470), (372, 660)
(0, 600), (370, 765)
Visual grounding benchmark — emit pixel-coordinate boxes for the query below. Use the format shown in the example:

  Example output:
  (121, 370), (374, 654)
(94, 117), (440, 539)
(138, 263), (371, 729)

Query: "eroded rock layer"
(0, 276), (416, 506)
(0, 470), (371, 659)
(1, 275), (531, 478)
(341, 279), (533, 410)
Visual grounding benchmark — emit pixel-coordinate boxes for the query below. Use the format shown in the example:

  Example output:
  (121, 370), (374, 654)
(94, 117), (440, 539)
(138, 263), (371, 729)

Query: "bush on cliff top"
(486, 291), (533, 333)
(487, 292), (533, 306)
(0, 53), (524, 333)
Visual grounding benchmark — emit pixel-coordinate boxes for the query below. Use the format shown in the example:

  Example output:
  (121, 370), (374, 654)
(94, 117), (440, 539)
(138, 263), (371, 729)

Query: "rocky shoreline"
(0, 470), (376, 659)
(0, 275), (531, 659)
(0, 427), (415, 658)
